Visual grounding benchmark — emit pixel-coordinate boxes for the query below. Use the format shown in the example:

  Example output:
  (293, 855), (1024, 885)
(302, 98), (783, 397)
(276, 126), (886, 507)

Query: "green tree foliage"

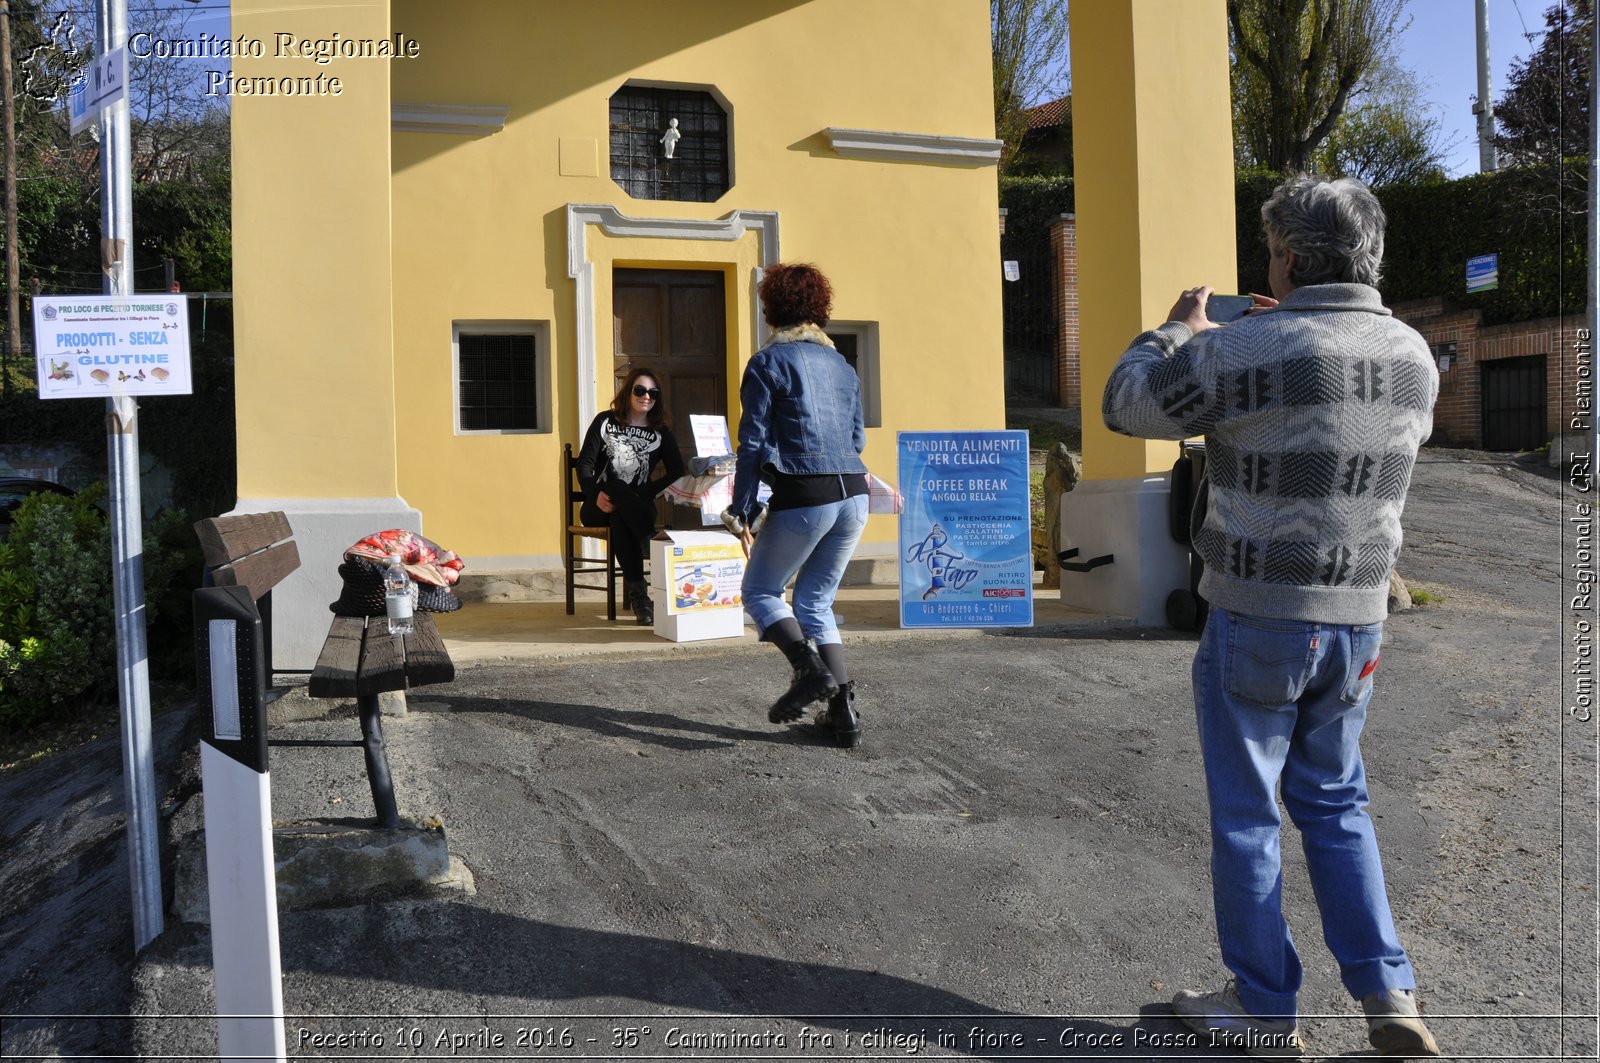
(132, 163), (232, 294)
(1493, 0), (1593, 166)
(1229, 0), (1407, 173)
(1312, 57), (1452, 185)
(992, 0), (1069, 174)
(7, 0), (91, 178)
(16, 0), (229, 186)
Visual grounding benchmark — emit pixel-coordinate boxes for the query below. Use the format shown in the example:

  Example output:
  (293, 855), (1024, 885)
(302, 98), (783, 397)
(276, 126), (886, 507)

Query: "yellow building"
(230, 0), (1006, 666)
(228, 0), (1236, 666)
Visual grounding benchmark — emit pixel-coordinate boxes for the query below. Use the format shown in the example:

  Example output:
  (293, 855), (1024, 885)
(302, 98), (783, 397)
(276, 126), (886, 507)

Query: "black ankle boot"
(625, 579), (653, 625)
(816, 681), (860, 748)
(769, 639), (837, 723)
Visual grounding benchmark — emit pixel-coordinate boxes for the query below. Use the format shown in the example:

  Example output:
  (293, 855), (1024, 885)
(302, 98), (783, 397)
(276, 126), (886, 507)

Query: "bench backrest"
(193, 511), (302, 603)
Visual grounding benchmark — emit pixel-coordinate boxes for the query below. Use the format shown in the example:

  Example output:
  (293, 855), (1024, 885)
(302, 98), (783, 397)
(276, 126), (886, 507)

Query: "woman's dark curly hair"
(758, 263), (832, 329)
(610, 365), (667, 428)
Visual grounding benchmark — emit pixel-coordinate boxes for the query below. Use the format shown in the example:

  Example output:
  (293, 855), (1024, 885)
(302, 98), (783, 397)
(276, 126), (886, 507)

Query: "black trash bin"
(1166, 441), (1209, 632)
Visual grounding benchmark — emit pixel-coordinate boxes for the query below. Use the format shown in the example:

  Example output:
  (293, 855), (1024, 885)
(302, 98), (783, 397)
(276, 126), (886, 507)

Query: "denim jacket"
(731, 325), (867, 521)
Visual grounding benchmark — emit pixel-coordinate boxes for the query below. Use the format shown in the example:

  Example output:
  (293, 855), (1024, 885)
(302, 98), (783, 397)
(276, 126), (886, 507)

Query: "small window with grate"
(455, 326), (547, 434)
(609, 84), (729, 203)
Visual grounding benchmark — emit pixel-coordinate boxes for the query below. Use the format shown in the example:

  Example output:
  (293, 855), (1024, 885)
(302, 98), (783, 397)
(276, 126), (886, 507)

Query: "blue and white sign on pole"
(69, 45), (127, 135)
(1466, 253), (1499, 293)
(33, 295), (193, 398)
(898, 430), (1033, 628)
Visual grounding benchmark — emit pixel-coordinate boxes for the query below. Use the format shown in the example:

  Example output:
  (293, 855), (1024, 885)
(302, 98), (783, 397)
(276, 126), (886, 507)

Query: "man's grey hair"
(1260, 175), (1387, 287)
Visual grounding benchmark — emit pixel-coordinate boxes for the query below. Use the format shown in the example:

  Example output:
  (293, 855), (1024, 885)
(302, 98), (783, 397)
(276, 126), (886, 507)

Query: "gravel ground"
(1, 447), (1592, 1062)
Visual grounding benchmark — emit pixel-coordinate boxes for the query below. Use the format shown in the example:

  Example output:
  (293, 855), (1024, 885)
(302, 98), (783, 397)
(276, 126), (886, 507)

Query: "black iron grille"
(459, 333), (537, 431)
(609, 86), (729, 203)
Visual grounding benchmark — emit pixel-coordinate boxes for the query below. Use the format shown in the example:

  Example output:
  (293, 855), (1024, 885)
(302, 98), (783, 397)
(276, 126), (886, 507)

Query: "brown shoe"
(1362, 989), (1441, 1058)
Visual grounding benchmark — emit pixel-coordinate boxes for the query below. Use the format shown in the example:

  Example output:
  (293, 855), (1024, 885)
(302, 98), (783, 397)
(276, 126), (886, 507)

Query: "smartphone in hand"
(1206, 294), (1256, 323)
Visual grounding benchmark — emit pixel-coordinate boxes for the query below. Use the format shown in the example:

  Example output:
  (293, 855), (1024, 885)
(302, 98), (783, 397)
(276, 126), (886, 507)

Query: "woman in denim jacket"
(727, 263), (869, 746)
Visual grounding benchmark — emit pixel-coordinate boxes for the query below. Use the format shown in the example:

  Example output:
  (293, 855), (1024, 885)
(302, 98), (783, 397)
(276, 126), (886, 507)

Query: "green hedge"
(1374, 163), (1586, 325)
(999, 174), (1076, 258)
(0, 487), (193, 733)
(1006, 165), (1587, 327)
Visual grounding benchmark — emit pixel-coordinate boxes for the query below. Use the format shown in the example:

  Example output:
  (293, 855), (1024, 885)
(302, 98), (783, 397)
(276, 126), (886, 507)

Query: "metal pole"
(98, 0), (162, 952)
(1474, 0), (1499, 172)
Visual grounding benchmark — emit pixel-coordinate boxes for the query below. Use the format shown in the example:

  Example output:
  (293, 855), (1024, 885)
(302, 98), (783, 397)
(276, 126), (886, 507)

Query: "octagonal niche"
(608, 83), (730, 203)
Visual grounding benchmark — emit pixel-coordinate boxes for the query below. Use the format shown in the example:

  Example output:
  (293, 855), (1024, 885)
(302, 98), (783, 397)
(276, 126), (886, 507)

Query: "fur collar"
(766, 323), (835, 349)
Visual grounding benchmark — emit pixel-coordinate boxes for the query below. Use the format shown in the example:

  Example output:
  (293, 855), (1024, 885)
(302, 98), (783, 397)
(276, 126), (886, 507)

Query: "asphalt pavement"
(0, 449), (1593, 1062)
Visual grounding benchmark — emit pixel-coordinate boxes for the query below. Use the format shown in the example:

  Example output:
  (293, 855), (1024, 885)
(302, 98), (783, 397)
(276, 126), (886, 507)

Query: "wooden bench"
(194, 511), (455, 828)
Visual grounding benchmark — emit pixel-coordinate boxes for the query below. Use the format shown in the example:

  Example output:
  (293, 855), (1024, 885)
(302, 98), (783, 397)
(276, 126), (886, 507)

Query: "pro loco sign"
(33, 295), (193, 399)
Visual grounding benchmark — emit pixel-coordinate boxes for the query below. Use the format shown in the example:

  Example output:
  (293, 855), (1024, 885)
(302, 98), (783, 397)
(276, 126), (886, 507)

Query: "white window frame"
(452, 320), (552, 435)
(826, 320), (881, 428)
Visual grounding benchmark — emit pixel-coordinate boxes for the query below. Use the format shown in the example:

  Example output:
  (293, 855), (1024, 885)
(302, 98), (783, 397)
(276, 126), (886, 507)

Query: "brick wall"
(1050, 214), (1079, 411)
(1393, 298), (1587, 449)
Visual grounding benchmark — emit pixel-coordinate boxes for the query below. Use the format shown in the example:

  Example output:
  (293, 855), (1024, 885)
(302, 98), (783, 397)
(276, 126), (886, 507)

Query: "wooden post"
(0, 0), (18, 400)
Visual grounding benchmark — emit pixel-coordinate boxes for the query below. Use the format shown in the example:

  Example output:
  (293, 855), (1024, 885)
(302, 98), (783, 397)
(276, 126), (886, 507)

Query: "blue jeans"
(1193, 606), (1416, 1019)
(741, 496), (868, 645)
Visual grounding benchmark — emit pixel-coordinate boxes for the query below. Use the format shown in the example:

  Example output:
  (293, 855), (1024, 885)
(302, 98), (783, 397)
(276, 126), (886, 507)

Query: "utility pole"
(1474, 0), (1499, 172)
(1, 0), (17, 401)
(97, 0), (163, 954)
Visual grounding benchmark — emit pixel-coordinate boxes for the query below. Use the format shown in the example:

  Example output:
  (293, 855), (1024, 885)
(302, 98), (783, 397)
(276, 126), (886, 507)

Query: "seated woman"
(575, 367), (685, 624)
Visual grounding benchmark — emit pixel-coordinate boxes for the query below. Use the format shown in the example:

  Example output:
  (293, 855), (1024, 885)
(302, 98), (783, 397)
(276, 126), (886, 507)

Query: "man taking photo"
(1103, 175), (1441, 1060)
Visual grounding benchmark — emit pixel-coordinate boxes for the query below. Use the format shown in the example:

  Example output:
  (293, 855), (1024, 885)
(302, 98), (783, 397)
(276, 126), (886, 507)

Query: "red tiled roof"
(1024, 94), (1071, 131)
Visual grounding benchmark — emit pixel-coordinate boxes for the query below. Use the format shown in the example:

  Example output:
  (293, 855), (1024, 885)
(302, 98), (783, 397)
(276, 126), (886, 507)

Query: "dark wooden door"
(1481, 354), (1547, 452)
(613, 268), (728, 527)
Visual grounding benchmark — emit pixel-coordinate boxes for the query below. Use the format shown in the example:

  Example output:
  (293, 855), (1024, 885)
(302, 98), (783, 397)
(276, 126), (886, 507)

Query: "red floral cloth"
(344, 529), (464, 587)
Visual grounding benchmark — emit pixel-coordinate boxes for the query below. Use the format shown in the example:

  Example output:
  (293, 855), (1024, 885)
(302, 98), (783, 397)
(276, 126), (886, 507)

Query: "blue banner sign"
(898, 430), (1033, 628)
(1466, 253), (1498, 293)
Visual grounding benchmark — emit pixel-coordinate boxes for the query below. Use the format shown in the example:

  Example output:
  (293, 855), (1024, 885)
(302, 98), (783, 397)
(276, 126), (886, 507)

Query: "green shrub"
(0, 486), (191, 734)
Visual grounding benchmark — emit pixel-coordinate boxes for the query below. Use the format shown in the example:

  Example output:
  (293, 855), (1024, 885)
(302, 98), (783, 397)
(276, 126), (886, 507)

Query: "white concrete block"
(1057, 474), (1189, 626)
(229, 497), (422, 671)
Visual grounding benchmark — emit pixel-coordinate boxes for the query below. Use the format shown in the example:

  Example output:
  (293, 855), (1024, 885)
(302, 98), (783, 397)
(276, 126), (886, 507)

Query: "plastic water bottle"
(383, 552), (413, 636)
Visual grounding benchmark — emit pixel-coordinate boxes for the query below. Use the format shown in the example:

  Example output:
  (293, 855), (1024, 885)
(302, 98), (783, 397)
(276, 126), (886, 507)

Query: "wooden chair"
(564, 442), (620, 620)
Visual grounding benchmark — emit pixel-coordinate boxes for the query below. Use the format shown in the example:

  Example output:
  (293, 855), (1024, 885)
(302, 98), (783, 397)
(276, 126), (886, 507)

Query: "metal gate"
(1001, 236), (1058, 405)
(1481, 354), (1548, 452)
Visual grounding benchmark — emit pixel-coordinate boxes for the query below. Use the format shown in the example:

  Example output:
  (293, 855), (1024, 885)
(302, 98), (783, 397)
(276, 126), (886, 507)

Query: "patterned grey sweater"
(1103, 284), (1438, 625)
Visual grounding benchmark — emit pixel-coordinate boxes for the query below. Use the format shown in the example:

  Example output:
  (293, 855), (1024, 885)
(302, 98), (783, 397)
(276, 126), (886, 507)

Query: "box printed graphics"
(649, 530), (746, 642)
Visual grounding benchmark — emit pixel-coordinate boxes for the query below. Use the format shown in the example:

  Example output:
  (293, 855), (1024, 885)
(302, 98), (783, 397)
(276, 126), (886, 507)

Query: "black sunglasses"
(632, 385), (661, 399)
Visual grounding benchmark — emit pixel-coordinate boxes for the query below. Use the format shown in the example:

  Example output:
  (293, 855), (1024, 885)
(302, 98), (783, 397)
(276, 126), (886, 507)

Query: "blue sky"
(144, 0), (1555, 180)
(1395, 0), (1552, 177)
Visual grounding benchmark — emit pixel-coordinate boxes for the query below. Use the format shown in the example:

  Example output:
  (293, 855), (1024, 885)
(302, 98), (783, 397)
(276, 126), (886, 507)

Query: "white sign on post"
(69, 46), (128, 135)
(33, 295), (193, 398)
(689, 414), (735, 526)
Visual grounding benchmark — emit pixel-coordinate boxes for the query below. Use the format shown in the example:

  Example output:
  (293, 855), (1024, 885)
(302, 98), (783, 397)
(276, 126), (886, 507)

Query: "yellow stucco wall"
(383, 0), (1003, 561)
(1070, 0), (1236, 480)
(232, 0), (398, 497)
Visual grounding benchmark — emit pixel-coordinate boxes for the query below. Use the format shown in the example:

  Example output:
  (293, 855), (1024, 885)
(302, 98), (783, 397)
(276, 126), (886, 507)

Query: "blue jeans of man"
(741, 496), (868, 645)
(1193, 606), (1416, 1019)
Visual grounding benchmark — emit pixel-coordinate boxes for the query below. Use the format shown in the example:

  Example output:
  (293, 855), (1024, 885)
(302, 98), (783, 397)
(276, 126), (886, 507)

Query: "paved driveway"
(2, 450), (1591, 1061)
